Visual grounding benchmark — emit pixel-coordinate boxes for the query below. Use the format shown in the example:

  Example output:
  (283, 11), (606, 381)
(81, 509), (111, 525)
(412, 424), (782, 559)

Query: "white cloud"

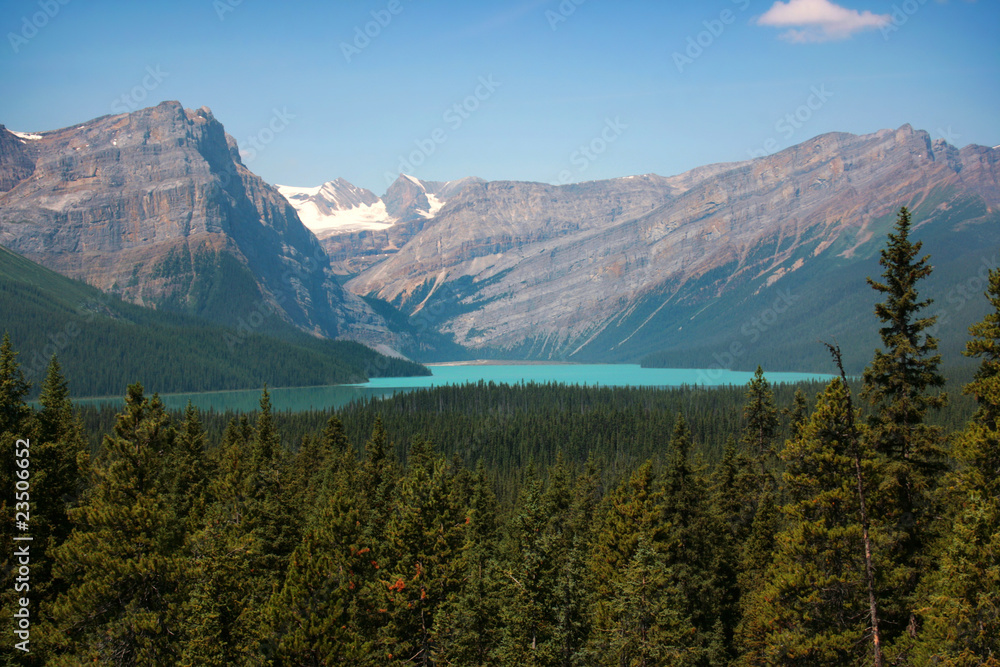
(757, 0), (891, 43)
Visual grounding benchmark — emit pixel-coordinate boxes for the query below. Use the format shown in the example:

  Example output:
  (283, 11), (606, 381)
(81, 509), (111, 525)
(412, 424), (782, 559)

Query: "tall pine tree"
(913, 265), (1000, 664)
(49, 385), (186, 665)
(739, 379), (876, 665)
(862, 206), (947, 651)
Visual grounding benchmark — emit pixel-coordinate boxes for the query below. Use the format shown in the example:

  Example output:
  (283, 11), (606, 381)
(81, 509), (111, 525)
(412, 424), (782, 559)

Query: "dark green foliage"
(0, 220), (995, 667)
(0, 245), (427, 398)
(742, 365), (780, 486)
(862, 206), (948, 650)
(912, 264), (1000, 665)
(48, 385), (187, 665)
(739, 379), (874, 665)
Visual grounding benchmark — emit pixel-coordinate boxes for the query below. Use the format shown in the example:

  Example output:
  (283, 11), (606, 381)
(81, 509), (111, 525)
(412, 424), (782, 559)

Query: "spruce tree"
(182, 392), (289, 665)
(596, 538), (698, 667)
(0, 335), (33, 667)
(963, 262), (1000, 429)
(661, 413), (725, 655)
(49, 385), (186, 665)
(862, 206), (947, 648)
(742, 366), (779, 486)
(496, 462), (558, 664)
(31, 359), (88, 615)
(267, 432), (375, 664)
(373, 438), (466, 664)
(0, 333), (32, 552)
(912, 266), (1000, 664)
(166, 402), (212, 531)
(739, 379), (875, 665)
(433, 462), (503, 665)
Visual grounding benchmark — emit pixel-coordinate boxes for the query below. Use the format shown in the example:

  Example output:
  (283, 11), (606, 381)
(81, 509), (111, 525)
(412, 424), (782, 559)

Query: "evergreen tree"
(742, 366), (779, 486)
(373, 438), (466, 664)
(268, 432), (375, 664)
(181, 390), (292, 665)
(963, 262), (1000, 429)
(661, 413), (725, 656)
(711, 435), (748, 660)
(784, 389), (809, 438)
(595, 538), (699, 667)
(0, 335), (33, 667)
(0, 333), (32, 552)
(166, 402), (212, 530)
(734, 491), (779, 657)
(547, 454), (599, 666)
(48, 385), (186, 665)
(862, 206), (947, 648)
(913, 267), (1000, 664)
(496, 462), (559, 664)
(0, 332), (31, 435)
(30, 358), (88, 608)
(433, 462), (504, 665)
(361, 416), (396, 545)
(739, 379), (875, 665)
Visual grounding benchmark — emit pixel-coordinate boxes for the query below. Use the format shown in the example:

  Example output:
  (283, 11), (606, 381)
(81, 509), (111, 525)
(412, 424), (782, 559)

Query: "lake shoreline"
(427, 360), (579, 367)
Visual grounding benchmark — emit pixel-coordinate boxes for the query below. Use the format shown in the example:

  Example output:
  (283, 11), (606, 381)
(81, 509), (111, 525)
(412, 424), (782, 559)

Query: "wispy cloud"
(757, 0), (891, 43)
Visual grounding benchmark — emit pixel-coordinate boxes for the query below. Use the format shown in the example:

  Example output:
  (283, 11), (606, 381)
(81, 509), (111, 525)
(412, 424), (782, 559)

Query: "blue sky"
(1, 0), (997, 194)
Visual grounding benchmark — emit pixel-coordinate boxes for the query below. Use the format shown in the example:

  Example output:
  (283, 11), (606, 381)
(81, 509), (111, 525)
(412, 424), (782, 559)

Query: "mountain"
(276, 178), (388, 237)
(5, 105), (997, 374)
(0, 102), (406, 356)
(0, 245), (427, 398)
(344, 126), (1000, 371)
(278, 174), (484, 274)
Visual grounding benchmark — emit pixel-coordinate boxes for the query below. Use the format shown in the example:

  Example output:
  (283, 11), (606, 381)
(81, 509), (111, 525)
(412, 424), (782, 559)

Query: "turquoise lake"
(73, 364), (833, 413)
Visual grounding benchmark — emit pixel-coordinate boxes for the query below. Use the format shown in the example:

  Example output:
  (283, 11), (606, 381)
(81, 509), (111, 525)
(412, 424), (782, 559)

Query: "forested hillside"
(0, 245), (427, 398)
(0, 209), (996, 665)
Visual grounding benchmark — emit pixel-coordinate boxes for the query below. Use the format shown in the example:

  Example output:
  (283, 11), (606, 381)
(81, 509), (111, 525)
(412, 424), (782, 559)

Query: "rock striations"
(3, 102), (998, 367)
(345, 125), (1000, 359)
(0, 102), (404, 354)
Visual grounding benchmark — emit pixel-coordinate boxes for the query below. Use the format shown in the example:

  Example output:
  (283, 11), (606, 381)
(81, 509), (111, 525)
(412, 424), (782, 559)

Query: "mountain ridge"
(0, 101), (410, 356)
(3, 103), (998, 372)
(341, 124), (998, 368)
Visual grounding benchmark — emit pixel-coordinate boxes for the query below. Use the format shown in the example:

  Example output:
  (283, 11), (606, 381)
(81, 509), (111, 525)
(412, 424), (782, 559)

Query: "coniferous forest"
(1, 208), (998, 665)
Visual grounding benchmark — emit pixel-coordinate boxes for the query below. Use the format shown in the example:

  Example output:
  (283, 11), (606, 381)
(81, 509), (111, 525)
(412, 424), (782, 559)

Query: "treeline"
(0, 208), (996, 665)
(0, 245), (428, 397)
(72, 377), (977, 505)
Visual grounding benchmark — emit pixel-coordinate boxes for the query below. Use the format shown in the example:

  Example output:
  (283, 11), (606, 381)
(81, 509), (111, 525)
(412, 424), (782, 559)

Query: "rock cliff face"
(346, 125), (1000, 359)
(4, 105), (997, 366)
(0, 102), (402, 351)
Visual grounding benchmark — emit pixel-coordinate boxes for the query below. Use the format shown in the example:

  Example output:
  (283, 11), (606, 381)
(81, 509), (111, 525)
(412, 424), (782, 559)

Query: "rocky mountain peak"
(0, 101), (406, 352)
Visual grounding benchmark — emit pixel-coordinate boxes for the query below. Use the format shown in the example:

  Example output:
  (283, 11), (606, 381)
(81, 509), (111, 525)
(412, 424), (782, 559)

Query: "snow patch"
(294, 200), (395, 237)
(10, 131), (43, 140)
(421, 193), (445, 218)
